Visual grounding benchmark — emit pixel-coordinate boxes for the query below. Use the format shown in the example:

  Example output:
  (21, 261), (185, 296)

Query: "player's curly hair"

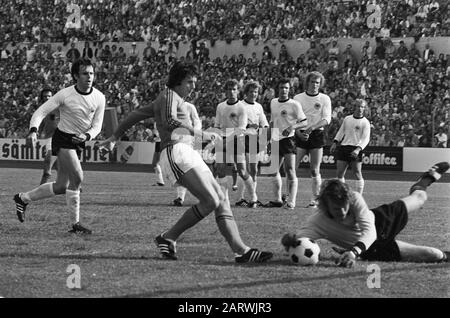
(304, 71), (325, 89)
(167, 62), (198, 88)
(243, 80), (260, 95)
(317, 179), (352, 212)
(224, 78), (240, 90)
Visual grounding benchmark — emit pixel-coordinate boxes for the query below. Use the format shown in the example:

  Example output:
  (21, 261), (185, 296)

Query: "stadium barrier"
(2, 139), (449, 173)
(6, 37), (450, 66)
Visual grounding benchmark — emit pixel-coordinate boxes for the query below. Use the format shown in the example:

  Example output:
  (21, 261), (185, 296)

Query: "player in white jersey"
(235, 81), (269, 208)
(37, 88), (58, 185)
(100, 62), (273, 263)
(330, 98), (371, 193)
(151, 122), (165, 186)
(265, 78), (307, 209)
(214, 79), (259, 208)
(282, 162), (450, 267)
(173, 101), (202, 206)
(14, 59), (106, 234)
(293, 71), (332, 208)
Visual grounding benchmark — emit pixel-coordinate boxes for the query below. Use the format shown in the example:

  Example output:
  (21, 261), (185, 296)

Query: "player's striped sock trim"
(216, 215), (234, 222)
(192, 205), (205, 221)
(165, 89), (173, 121)
(166, 146), (184, 181)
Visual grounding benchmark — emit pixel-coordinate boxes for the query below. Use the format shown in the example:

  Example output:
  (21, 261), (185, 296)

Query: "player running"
(100, 62), (273, 263)
(14, 59), (106, 234)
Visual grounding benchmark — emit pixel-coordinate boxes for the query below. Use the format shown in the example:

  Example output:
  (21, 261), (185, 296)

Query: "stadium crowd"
(0, 0), (449, 147)
(1, 0), (449, 44)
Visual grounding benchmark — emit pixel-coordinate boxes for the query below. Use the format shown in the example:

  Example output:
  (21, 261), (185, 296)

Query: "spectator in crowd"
(66, 42), (81, 63)
(435, 126), (448, 148)
(82, 41), (93, 60)
(1, 0), (449, 149)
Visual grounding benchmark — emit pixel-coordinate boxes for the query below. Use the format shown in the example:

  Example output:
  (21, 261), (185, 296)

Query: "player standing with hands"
(14, 59), (106, 234)
(265, 78), (307, 209)
(330, 98), (371, 194)
(294, 72), (332, 207)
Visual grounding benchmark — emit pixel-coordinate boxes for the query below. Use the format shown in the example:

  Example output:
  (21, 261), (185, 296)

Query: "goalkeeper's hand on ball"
(281, 233), (300, 251)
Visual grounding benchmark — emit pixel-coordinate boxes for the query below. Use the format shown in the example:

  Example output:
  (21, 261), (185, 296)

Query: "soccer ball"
(287, 237), (320, 266)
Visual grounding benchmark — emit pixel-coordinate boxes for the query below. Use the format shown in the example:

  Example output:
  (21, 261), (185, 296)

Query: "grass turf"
(0, 167), (449, 298)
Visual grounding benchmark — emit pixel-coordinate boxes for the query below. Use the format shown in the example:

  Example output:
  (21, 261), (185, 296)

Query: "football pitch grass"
(0, 167), (449, 298)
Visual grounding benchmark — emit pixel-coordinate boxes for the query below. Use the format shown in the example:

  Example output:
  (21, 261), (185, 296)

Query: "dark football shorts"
(154, 141), (161, 153)
(272, 136), (297, 157)
(244, 134), (260, 154)
(215, 136), (246, 163)
(360, 200), (409, 262)
(295, 129), (325, 149)
(336, 145), (363, 162)
(51, 128), (85, 157)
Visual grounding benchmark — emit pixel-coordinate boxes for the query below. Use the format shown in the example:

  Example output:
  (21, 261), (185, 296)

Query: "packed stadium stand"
(0, 0), (449, 147)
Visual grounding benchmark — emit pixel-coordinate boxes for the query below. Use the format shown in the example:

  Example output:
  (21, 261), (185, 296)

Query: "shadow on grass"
(0, 252), (159, 261)
(39, 201), (171, 208)
(116, 262), (450, 298)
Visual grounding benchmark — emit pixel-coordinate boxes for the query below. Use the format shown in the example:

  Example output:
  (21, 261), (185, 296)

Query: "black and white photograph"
(0, 0), (449, 304)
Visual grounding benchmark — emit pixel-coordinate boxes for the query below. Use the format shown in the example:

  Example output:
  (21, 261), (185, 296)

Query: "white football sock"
(237, 177), (246, 199)
(155, 164), (164, 184)
(242, 176), (257, 202)
(66, 189), (80, 224)
(312, 175), (322, 198)
(273, 172), (282, 202)
(287, 177), (298, 206)
(177, 186), (187, 201)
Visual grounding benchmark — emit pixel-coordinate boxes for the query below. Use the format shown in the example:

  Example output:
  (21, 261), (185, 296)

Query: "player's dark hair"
(71, 58), (95, 81)
(167, 62), (197, 89)
(224, 78), (240, 90)
(278, 78), (291, 88)
(40, 88), (53, 101)
(317, 179), (352, 213)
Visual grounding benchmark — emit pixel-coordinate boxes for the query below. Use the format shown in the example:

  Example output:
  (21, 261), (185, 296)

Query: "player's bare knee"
(52, 182), (67, 195)
(69, 172), (84, 187)
(286, 169), (296, 180)
(200, 193), (221, 211)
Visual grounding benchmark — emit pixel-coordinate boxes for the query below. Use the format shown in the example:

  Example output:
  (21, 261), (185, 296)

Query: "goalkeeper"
(282, 162), (450, 267)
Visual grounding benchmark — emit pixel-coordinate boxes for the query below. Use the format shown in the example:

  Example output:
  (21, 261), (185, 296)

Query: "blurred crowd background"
(0, 0), (449, 147)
